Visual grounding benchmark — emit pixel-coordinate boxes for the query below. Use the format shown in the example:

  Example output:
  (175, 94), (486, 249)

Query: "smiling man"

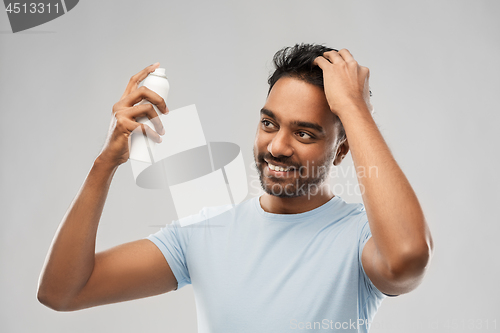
(38, 43), (433, 332)
(255, 77), (339, 207)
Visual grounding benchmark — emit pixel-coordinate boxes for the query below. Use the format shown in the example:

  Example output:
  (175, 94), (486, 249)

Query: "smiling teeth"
(268, 163), (293, 172)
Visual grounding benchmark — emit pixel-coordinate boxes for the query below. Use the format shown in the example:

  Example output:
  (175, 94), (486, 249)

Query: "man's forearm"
(339, 104), (433, 274)
(37, 157), (119, 309)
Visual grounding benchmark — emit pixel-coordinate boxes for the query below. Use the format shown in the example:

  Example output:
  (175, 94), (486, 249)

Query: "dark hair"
(267, 43), (346, 143)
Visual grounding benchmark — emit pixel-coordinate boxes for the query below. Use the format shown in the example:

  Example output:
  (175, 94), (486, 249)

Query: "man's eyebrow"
(290, 120), (325, 135)
(260, 108), (276, 119)
(260, 108), (326, 135)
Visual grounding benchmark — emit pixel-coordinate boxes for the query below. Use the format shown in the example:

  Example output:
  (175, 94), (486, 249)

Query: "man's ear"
(333, 139), (349, 166)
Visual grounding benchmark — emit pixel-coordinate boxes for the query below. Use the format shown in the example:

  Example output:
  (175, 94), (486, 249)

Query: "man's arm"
(314, 49), (433, 296)
(37, 64), (177, 311)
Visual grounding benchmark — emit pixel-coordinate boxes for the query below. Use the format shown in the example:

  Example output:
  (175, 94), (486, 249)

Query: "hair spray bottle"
(129, 68), (169, 163)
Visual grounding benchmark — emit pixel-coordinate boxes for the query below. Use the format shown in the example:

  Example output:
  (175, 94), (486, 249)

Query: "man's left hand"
(313, 49), (373, 117)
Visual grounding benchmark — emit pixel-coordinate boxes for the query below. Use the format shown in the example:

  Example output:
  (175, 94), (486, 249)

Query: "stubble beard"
(253, 148), (335, 198)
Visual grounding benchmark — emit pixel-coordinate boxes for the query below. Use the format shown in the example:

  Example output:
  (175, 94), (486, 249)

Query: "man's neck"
(259, 186), (335, 214)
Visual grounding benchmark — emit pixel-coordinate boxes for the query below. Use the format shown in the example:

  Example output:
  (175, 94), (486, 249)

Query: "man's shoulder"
(328, 196), (367, 220)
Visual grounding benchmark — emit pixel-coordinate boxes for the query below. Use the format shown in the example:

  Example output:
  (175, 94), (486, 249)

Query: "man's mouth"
(265, 160), (296, 173)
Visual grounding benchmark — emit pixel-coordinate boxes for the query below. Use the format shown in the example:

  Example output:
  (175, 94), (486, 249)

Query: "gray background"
(1, 0), (499, 332)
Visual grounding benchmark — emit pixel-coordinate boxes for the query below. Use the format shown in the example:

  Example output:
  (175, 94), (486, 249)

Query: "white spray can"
(129, 68), (169, 163)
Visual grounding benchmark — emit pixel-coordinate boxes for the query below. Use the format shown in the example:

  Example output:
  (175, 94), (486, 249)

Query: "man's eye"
(297, 131), (312, 139)
(261, 119), (275, 128)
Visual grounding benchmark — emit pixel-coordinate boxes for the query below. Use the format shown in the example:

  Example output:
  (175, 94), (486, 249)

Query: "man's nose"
(268, 130), (293, 158)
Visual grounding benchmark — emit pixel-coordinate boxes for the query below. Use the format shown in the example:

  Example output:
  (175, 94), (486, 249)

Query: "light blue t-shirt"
(146, 195), (387, 332)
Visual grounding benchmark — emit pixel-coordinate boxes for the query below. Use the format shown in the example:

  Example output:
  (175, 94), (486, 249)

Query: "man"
(37, 44), (433, 332)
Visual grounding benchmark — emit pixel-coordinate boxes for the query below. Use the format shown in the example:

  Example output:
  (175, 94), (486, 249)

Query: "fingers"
(338, 49), (356, 63)
(321, 50), (343, 64)
(117, 117), (163, 143)
(124, 103), (165, 136)
(313, 55), (332, 69)
(120, 62), (160, 100)
(314, 49), (357, 67)
(360, 66), (370, 78)
(134, 123), (163, 143)
(120, 86), (168, 114)
(112, 84), (168, 144)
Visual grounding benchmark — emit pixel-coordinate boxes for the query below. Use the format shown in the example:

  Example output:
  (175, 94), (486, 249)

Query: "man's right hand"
(37, 65), (176, 311)
(98, 63), (169, 166)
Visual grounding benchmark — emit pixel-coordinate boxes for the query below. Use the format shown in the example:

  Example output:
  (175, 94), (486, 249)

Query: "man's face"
(253, 76), (341, 198)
